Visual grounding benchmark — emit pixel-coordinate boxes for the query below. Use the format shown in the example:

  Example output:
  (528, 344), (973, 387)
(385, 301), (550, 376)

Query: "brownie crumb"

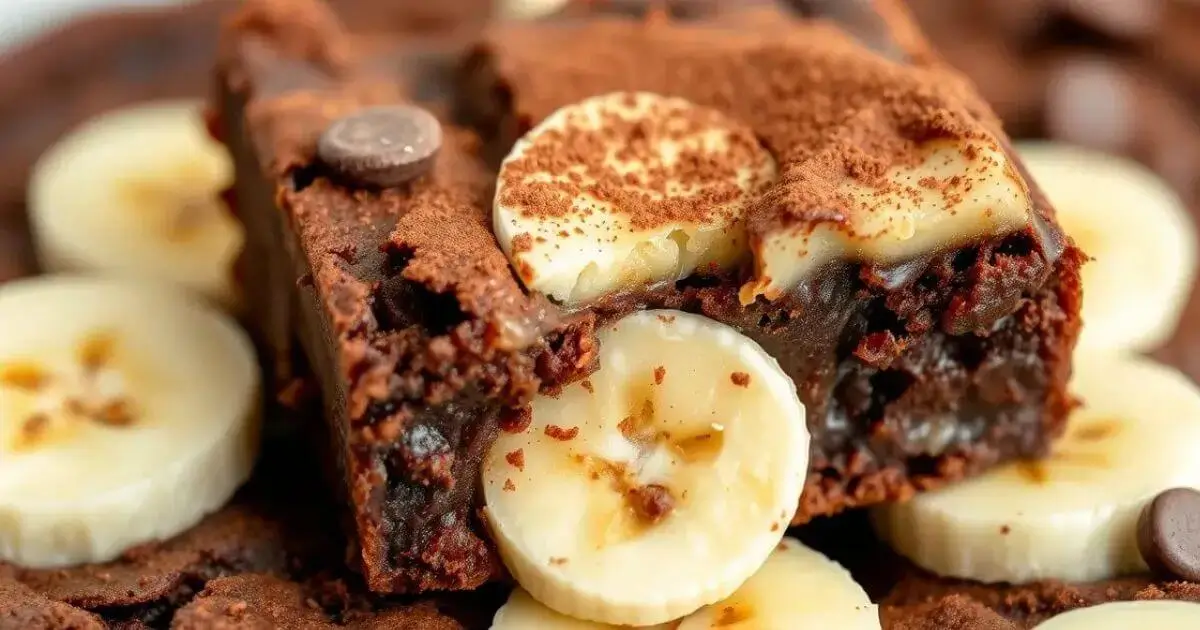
(511, 233), (533, 254)
(545, 425), (580, 441)
(503, 479), (516, 492)
(653, 366), (666, 384)
(628, 484), (674, 524)
(1000, 525), (1011, 535)
(730, 372), (751, 387)
(581, 379), (594, 394)
(618, 416), (638, 437)
(500, 407), (533, 433)
(657, 314), (676, 323)
(505, 449), (525, 471)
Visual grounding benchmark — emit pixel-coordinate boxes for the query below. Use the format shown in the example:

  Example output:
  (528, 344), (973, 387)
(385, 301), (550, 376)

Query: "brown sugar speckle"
(505, 449), (525, 471)
(730, 372), (751, 387)
(0, 362), (47, 391)
(628, 484), (675, 525)
(545, 424), (580, 441)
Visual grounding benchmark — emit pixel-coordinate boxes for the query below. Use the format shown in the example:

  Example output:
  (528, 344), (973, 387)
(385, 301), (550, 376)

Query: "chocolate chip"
(318, 105), (441, 188)
(1137, 487), (1200, 580)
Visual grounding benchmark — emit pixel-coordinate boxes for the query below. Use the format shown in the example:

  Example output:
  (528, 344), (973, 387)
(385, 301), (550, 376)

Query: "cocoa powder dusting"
(482, 17), (1005, 246)
(497, 92), (774, 232)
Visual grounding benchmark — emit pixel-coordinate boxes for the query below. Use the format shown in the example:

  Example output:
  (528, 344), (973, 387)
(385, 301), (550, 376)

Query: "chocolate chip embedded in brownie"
(216, 0), (1082, 594)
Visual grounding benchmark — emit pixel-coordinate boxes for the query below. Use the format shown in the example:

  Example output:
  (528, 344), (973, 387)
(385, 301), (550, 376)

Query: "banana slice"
(29, 100), (243, 310)
(500, 0), (570, 19)
(493, 92), (776, 306)
(676, 538), (879, 630)
(491, 588), (670, 629)
(871, 353), (1200, 584)
(0, 276), (259, 568)
(490, 539), (877, 629)
(1034, 601), (1200, 630)
(481, 310), (807, 626)
(1017, 142), (1197, 353)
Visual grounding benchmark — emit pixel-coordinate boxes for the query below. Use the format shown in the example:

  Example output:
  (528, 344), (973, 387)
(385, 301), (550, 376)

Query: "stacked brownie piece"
(214, 0), (1082, 610)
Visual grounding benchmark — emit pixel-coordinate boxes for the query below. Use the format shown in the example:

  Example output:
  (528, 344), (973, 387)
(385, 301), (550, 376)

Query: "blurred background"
(0, 0), (1197, 280)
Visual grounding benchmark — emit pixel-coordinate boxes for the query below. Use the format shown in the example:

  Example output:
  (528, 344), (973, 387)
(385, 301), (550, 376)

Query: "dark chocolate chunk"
(1137, 487), (1200, 580)
(318, 105), (442, 188)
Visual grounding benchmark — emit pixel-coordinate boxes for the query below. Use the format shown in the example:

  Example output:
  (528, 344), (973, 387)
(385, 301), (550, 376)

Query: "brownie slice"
(215, 0), (1083, 594)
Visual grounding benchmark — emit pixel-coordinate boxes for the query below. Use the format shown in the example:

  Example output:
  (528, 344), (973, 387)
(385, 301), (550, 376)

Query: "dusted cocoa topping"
(467, 12), (1017, 244)
(496, 92), (771, 229)
(220, 0), (1080, 595)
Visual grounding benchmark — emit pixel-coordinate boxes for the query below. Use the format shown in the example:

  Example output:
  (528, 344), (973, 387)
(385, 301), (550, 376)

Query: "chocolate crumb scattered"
(511, 233), (533, 254)
(581, 379), (595, 394)
(500, 406), (533, 433)
(628, 484), (675, 524)
(730, 372), (751, 387)
(503, 479), (516, 492)
(653, 366), (666, 384)
(545, 424), (580, 441)
(656, 314), (676, 324)
(505, 449), (525, 471)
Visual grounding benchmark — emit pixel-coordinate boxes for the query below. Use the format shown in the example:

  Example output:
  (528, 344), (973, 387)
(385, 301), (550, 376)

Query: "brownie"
(215, 0), (1082, 595)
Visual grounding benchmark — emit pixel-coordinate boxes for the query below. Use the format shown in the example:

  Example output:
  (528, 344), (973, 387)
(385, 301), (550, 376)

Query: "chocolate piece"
(1138, 488), (1200, 581)
(218, 0), (1082, 594)
(318, 105), (443, 188)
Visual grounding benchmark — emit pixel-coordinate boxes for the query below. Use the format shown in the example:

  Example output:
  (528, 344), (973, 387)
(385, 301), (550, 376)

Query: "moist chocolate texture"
(216, 0), (1083, 594)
